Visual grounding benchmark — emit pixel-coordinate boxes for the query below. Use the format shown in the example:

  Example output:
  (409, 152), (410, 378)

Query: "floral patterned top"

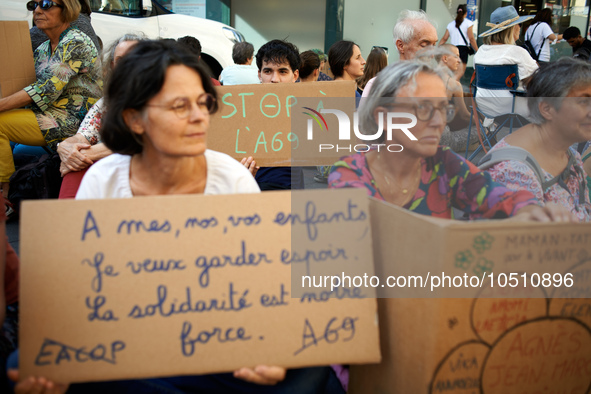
(328, 146), (539, 219)
(24, 27), (103, 150)
(77, 97), (105, 145)
(486, 140), (591, 222)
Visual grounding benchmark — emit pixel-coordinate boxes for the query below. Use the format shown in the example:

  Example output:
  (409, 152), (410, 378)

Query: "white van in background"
(2, 0), (245, 78)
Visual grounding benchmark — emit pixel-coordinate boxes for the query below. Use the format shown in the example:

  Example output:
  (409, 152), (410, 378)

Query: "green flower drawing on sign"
(473, 233), (494, 254)
(454, 250), (474, 270)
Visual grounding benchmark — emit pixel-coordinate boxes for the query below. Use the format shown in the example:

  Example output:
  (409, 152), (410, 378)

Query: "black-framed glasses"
(26, 0), (64, 11)
(392, 101), (456, 121)
(146, 94), (216, 118)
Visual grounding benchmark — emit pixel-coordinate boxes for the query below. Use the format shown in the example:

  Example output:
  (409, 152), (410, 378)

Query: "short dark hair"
(563, 26), (581, 40)
(299, 50), (321, 79)
(177, 36), (202, 58)
(232, 42), (254, 64)
(102, 40), (218, 155)
(255, 39), (300, 72)
(328, 40), (358, 78)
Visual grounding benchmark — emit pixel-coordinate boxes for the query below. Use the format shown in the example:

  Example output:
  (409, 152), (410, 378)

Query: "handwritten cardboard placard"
(0, 21), (36, 98)
(19, 189), (379, 383)
(349, 198), (591, 393)
(209, 81), (355, 166)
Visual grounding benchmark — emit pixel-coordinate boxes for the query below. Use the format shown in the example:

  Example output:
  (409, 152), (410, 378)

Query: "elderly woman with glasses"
(482, 58), (591, 222)
(329, 61), (574, 221)
(0, 0), (102, 202)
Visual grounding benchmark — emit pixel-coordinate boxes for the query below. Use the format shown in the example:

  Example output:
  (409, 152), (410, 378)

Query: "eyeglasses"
(146, 94), (216, 118)
(26, 0), (64, 11)
(574, 97), (591, 108)
(392, 102), (456, 121)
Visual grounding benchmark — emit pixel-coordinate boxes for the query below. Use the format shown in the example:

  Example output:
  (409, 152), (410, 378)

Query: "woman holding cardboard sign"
(6, 40), (340, 394)
(0, 0), (102, 205)
(328, 61), (575, 222)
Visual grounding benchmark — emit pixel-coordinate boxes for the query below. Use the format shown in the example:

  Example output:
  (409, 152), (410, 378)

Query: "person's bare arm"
(59, 142), (113, 177)
(0, 90), (33, 112)
(7, 370), (69, 394)
(240, 156), (260, 177)
(81, 144), (112, 163)
(438, 30), (450, 46)
(57, 135), (93, 173)
(234, 365), (286, 385)
(452, 82), (471, 122)
(467, 25), (478, 51)
(512, 203), (577, 222)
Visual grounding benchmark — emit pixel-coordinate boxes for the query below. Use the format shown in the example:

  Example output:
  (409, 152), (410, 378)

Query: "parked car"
(1, 0), (244, 78)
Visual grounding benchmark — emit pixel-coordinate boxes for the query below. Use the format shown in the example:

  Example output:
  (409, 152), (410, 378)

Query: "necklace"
(380, 165), (421, 194)
(372, 156), (422, 203)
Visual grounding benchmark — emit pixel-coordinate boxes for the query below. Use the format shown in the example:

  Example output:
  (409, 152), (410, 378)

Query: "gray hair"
(392, 10), (436, 45)
(359, 61), (442, 139)
(232, 42), (255, 64)
(414, 46), (456, 79)
(105, 33), (149, 69)
(527, 57), (591, 124)
(103, 33), (148, 85)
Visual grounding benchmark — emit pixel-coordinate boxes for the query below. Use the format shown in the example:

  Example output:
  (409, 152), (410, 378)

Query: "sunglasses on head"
(26, 0), (63, 11)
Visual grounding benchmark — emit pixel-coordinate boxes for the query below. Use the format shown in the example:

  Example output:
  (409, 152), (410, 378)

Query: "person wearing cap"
(474, 5), (538, 119)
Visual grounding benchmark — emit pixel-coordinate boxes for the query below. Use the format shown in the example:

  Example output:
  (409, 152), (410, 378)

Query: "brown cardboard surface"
(0, 21), (36, 98)
(209, 81), (355, 166)
(19, 189), (380, 383)
(349, 198), (591, 393)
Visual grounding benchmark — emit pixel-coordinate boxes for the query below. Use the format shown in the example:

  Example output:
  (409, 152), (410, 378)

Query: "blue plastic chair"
(465, 64), (528, 161)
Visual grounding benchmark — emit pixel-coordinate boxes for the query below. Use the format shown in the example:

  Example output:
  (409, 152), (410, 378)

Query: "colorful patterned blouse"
(328, 146), (538, 219)
(24, 27), (103, 150)
(486, 140), (591, 222)
(77, 97), (105, 145)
